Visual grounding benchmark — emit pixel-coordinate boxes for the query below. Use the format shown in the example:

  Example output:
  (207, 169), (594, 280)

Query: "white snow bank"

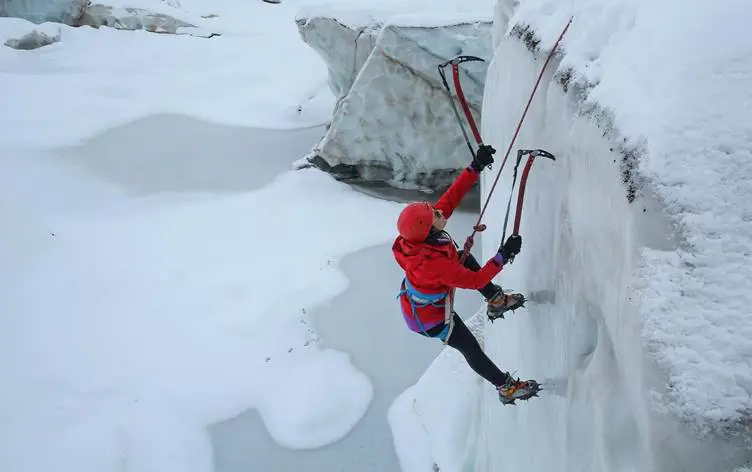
(0, 163), (401, 470)
(0, 10), (330, 148)
(503, 0), (752, 436)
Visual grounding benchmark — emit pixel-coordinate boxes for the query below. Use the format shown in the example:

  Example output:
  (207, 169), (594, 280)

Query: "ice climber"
(392, 144), (540, 405)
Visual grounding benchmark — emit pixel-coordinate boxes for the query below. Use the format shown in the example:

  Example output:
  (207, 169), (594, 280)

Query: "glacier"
(389, 1), (752, 471)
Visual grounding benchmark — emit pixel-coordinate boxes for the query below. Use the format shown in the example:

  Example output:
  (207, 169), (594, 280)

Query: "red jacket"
(392, 168), (503, 331)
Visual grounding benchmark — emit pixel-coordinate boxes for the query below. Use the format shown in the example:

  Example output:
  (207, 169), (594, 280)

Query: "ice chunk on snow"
(0, 0), (87, 24)
(4, 27), (60, 49)
(297, 1), (494, 191)
(0, 16), (61, 43)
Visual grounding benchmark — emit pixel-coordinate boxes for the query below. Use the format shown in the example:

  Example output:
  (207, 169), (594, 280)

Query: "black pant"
(423, 314), (508, 386)
(418, 251), (507, 387)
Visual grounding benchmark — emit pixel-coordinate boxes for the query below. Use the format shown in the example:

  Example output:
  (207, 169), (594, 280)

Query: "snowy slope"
(0, 1), (403, 470)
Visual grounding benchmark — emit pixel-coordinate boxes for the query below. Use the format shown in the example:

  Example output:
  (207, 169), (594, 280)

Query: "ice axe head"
(438, 55), (486, 69)
(531, 149), (555, 160)
(518, 149), (556, 160)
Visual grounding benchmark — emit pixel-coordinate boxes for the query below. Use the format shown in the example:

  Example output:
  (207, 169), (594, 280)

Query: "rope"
(432, 17), (572, 341)
(458, 17), (573, 256)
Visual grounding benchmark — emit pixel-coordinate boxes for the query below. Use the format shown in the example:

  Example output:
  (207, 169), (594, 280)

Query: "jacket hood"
(392, 236), (452, 273)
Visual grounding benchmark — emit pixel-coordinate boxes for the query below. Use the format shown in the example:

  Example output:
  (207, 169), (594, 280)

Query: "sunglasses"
(433, 208), (443, 219)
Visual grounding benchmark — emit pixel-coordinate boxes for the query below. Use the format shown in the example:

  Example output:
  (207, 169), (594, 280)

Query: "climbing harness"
(398, 278), (454, 344)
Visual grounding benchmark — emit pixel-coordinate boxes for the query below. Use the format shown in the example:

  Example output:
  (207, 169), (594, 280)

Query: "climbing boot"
(486, 288), (526, 321)
(497, 374), (541, 405)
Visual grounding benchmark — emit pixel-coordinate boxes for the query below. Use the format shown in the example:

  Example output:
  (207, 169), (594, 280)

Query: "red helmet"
(397, 202), (433, 242)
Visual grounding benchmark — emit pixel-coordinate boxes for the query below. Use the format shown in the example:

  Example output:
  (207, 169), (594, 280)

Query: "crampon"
(487, 291), (526, 321)
(497, 375), (542, 405)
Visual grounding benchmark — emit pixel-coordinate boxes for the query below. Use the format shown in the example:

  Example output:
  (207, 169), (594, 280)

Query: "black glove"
(470, 144), (496, 172)
(498, 234), (522, 261)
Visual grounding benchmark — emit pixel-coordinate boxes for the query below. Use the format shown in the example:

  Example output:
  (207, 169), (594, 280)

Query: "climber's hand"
(498, 234), (522, 261)
(471, 145), (496, 171)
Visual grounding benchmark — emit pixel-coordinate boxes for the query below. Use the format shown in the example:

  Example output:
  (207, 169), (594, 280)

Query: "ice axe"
(501, 148), (556, 263)
(437, 55), (487, 165)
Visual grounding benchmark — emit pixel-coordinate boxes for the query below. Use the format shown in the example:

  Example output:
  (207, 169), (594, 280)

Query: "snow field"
(0, 0), (407, 469)
(0, 2), (331, 149)
(0, 162), (407, 470)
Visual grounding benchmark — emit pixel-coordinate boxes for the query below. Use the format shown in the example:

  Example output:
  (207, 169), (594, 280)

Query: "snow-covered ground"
(0, 1), (422, 470)
(0, 124), (402, 471)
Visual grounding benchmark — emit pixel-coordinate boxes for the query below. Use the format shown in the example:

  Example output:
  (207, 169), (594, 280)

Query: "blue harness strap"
(430, 324), (451, 342)
(397, 278), (448, 338)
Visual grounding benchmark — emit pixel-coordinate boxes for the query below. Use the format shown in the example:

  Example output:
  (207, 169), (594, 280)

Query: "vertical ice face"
(477, 35), (653, 472)
(473, 3), (752, 470)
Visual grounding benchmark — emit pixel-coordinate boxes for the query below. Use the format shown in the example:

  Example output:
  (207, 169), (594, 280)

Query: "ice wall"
(477, 34), (655, 472)
(390, 6), (752, 472)
(474, 15), (751, 472)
